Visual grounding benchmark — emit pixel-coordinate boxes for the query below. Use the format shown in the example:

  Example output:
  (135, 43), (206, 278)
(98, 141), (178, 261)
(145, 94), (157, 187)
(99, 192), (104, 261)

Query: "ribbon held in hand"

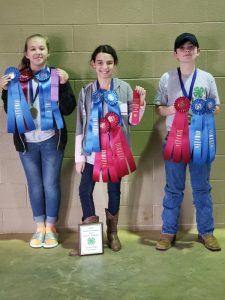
(189, 99), (207, 164)
(106, 112), (136, 178)
(93, 117), (119, 183)
(131, 90), (140, 125)
(189, 98), (217, 165)
(5, 67), (35, 133)
(205, 98), (216, 163)
(164, 97), (190, 163)
(93, 112), (136, 182)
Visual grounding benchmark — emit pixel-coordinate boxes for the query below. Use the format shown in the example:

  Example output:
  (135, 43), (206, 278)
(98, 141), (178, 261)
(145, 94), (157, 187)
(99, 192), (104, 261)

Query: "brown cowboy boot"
(69, 216), (99, 256)
(105, 209), (121, 252)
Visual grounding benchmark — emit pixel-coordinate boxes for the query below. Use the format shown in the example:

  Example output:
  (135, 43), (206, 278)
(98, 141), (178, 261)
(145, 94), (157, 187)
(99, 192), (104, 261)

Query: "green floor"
(0, 229), (225, 300)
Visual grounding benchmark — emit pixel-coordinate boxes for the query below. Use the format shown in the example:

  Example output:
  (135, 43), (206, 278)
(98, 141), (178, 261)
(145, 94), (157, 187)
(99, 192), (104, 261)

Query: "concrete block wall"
(0, 0), (225, 233)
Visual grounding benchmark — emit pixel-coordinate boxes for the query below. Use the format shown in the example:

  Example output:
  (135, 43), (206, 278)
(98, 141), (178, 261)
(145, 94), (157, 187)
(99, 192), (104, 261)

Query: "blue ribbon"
(40, 79), (53, 130)
(84, 80), (120, 153)
(189, 99), (207, 164)
(35, 68), (63, 130)
(205, 98), (216, 163)
(5, 67), (35, 133)
(84, 90), (103, 153)
(104, 90), (121, 122)
(190, 98), (217, 164)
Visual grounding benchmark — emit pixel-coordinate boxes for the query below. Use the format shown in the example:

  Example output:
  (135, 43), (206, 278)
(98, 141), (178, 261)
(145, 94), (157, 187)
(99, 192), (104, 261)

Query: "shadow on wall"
(58, 158), (81, 232)
(128, 118), (194, 233)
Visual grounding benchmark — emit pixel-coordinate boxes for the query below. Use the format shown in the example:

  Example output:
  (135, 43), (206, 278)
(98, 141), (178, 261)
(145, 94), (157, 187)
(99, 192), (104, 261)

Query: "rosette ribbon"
(189, 99), (208, 164)
(5, 67), (35, 133)
(106, 112), (136, 178)
(205, 98), (216, 163)
(131, 90), (141, 125)
(84, 80), (121, 153)
(20, 67), (63, 130)
(36, 68), (63, 130)
(93, 118), (119, 183)
(164, 97), (190, 163)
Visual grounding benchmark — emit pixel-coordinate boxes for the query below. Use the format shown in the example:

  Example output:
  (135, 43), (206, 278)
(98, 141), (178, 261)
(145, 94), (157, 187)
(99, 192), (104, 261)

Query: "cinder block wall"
(0, 0), (224, 233)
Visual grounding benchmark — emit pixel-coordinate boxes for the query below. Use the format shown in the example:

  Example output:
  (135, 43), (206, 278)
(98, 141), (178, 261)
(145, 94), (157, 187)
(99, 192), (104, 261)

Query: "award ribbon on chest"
(164, 68), (197, 163)
(36, 67), (63, 130)
(108, 112), (136, 178)
(93, 112), (136, 182)
(93, 117), (119, 183)
(20, 67), (63, 130)
(189, 99), (208, 164)
(84, 80), (121, 153)
(5, 67), (35, 133)
(164, 97), (190, 163)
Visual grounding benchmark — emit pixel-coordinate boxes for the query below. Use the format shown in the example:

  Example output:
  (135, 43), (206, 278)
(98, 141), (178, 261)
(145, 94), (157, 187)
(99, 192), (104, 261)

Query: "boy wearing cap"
(154, 32), (221, 251)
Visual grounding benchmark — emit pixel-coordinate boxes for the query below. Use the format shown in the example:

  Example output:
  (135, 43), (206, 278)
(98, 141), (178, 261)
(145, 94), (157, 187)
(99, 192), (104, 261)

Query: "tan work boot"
(69, 216), (99, 256)
(105, 209), (121, 252)
(156, 233), (176, 251)
(198, 234), (221, 251)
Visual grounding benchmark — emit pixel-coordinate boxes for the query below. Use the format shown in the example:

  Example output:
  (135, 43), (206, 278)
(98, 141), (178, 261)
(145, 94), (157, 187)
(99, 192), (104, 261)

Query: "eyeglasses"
(178, 45), (196, 52)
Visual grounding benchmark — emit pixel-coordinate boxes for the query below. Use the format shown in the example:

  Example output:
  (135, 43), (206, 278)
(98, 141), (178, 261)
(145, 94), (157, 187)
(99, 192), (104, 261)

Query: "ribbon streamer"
(131, 90), (140, 125)
(164, 97), (190, 163)
(93, 112), (136, 182)
(189, 99), (207, 164)
(5, 67), (35, 133)
(84, 81), (121, 153)
(106, 112), (136, 178)
(93, 118), (119, 183)
(205, 98), (216, 163)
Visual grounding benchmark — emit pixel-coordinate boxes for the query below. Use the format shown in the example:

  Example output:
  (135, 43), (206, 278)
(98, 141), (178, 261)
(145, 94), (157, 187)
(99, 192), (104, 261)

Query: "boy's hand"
(156, 105), (176, 116)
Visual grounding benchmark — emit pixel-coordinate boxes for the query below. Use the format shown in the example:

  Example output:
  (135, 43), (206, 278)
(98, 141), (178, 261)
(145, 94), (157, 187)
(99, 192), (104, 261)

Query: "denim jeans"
(162, 157), (214, 236)
(79, 163), (121, 220)
(19, 135), (64, 224)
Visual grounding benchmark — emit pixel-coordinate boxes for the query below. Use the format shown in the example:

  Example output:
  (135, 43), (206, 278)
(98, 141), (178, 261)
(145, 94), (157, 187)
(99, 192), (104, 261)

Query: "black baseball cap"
(174, 33), (199, 51)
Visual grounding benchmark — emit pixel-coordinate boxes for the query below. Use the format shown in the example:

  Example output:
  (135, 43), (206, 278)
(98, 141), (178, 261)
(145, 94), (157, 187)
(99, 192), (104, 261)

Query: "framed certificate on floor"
(78, 222), (104, 256)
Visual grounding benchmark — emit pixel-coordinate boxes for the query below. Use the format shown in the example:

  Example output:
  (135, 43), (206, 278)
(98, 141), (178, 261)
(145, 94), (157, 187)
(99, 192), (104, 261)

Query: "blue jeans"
(79, 163), (121, 220)
(19, 135), (64, 224)
(162, 156), (214, 236)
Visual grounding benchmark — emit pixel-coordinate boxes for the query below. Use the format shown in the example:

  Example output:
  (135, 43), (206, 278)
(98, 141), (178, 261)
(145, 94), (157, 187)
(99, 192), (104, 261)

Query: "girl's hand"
(76, 162), (85, 174)
(56, 68), (69, 84)
(0, 75), (11, 90)
(134, 86), (146, 106)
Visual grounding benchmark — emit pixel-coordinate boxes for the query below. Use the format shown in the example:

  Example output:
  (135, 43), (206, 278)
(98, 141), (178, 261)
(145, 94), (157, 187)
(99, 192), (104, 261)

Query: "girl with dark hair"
(70, 45), (146, 255)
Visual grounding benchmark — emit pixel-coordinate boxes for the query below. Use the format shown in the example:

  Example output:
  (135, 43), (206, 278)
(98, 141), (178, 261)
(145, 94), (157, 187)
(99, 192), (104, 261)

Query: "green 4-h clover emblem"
(88, 237), (95, 245)
(193, 87), (204, 98)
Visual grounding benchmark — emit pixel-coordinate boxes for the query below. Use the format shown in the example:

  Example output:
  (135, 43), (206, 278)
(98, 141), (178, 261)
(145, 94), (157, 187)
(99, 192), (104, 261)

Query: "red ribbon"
(106, 112), (136, 177)
(93, 118), (119, 183)
(93, 112), (136, 182)
(131, 90), (140, 125)
(20, 69), (33, 83)
(164, 97), (190, 163)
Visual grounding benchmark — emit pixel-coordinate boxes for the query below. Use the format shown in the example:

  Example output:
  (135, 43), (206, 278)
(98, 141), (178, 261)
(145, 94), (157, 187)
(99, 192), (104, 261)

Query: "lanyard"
(177, 67), (197, 100)
(29, 80), (39, 104)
